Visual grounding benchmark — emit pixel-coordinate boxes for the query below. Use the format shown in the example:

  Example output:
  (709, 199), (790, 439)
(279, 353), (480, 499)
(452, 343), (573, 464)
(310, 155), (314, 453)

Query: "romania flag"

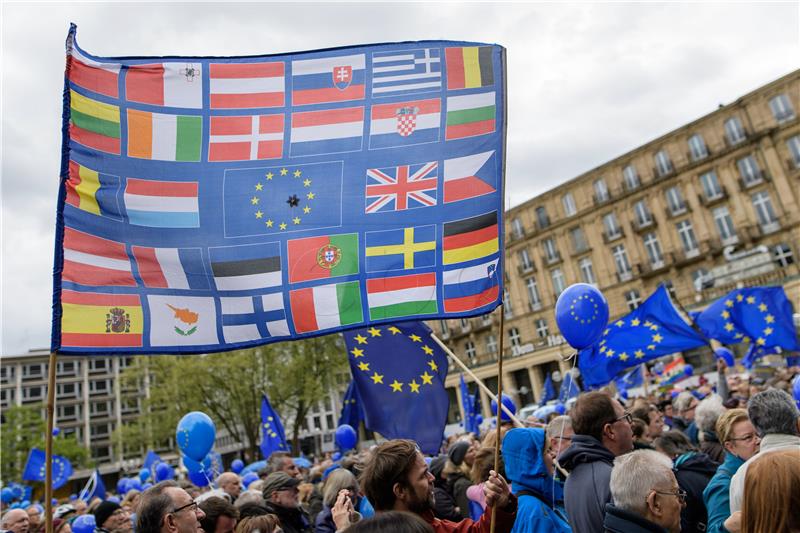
(65, 160), (122, 218)
(60, 290), (143, 348)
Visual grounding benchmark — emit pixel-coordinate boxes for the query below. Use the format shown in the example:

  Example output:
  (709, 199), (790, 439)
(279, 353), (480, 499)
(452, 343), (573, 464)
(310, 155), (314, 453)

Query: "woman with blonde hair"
(234, 514), (280, 533)
(741, 449), (800, 533)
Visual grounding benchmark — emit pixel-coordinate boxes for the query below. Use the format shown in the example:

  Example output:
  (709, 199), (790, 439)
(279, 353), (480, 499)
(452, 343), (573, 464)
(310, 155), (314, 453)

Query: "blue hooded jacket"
(702, 452), (744, 533)
(502, 428), (571, 533)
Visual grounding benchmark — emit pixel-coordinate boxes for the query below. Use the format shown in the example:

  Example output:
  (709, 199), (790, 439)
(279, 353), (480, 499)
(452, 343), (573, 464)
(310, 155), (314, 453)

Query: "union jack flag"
(365, 161), (438, 213)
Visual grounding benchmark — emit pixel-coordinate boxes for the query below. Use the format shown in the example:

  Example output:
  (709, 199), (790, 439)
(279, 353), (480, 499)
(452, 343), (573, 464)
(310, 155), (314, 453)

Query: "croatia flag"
(291, 54), (366, 105)
(123, 178), (199, 228)
(369, 98), (441, 149)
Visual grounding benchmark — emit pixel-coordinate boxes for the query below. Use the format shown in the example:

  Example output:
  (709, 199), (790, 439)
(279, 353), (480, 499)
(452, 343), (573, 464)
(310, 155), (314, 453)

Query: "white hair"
(695, 394), (725, 433)
(610, 450), (675, 514)
(546, 415), (572, 440)
(673, 391), (695, 413)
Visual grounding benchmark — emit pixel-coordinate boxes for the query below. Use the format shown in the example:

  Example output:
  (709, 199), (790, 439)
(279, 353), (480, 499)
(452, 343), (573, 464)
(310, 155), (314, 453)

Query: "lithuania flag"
(287, 233), (359, 283)
(69, 90), (121, 154)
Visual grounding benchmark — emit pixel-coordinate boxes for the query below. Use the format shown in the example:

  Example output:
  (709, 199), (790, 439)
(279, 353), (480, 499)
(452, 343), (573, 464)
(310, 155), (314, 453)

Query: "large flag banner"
(344, 322), (449, 454)
(53, 26), (506, 355)
(22, 449), (73, 489)
(78, 468), (107, 501)
(579, 286), (707, 388)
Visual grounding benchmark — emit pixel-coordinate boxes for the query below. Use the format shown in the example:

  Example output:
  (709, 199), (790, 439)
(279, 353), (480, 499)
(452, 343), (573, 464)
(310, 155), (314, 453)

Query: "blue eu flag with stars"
(22, 448), (72, 489)
(260, 394), (289, 459)
(579, 285), (706, 388)
(459, 374), (480, 435)
(558, 371), (581, 403)
(344, 321), (449, 454)
(539, 374), (556, 406)
(696, 287), (799, 351)
(615, 365), (645, 399)
(338, 380), (364, 430)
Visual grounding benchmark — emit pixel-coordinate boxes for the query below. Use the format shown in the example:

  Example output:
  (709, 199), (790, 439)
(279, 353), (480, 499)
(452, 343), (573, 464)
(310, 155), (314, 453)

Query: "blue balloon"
(182, 455), (205, 474)
(241, 473), (259, 488)
(554, 403), (566, 415)
(176, 412), (216, 462)
(52, 427), (61, 436)
(155, 462), (175, 482)
(129, 477), (143, 491)
(70, 494), (78, 501)
(714, 347), (735, 367)
(139, 468), (150, 482)
(187, 469), (210, 487)
(1, 488), (13, 504)
(107, 496), (121, 504)
(231, 459), (244, 474)
(11, 486), (23, 499)
(142, 483), (152, 490)
(555, 283), (610, 350)
(684, 364), (694, 377)
(490, 393), (517, 422)
(331, 451), (342, 461)
(10, 503), (20, 509)
(653, 362), (665, 376)
(475, 414), (484, 426)
(292, 457), (311, 469)
(20, 501), (30, 508)
(72, 514), (96, 533)
(334, 424), (357, 450)
(116, 478), (129, 495)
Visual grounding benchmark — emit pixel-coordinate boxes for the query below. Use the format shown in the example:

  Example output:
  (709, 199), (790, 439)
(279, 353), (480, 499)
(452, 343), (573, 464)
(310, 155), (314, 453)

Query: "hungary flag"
(127, 109), (202, 162)
(445, 91), (496, 140)
(290, 281), (363, 333)
(287, 233), (359, 283)
(366, 272), (438, 320)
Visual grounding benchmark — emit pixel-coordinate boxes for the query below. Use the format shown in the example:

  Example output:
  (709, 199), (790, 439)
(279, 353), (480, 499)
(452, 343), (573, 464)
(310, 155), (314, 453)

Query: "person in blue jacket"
(501, 427), (571, 533)
(702, 409), (759, 533)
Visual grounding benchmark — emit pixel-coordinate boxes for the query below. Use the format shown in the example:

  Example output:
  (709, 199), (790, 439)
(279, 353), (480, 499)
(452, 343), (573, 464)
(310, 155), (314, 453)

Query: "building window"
(511, 217), (525, 239)
(550, 268), (566, 296)
(751, 191), (778, 230)
(676, 220), (699, 255)
(22, 364), (44, 380)
(22, 386), (44, 402)
(56, 382), (81, 399)
(1, 389), (15, 407)
(481, 313), (492, 326)
(518, 248), (533, 272)
(774, 244), (794, 267)
(535, 206), (550, 229)
(654, 149), (674, 177)
(699, 170), (722, 200)
(57, 404), (80, 421)
(508, 327), (521, 347)
(579, 257), (596, 284)
(89, 379), (111, 396)
(486, 335), (498, 355)
(535, 319), (549, 338)
(769, 93), (796, 123)
(787, 135), (800, 169)
(642, 232), (664, 266)
(90, 401), (111, 416)
(625, 290), (642, 311)
(612, 245), (632, 276)
(0, 366), (14, 383)
(712, 206), (737, 244)
(665, 186), (686, 215)
(439, 320), (450, 336)
(692, 269), (710, 291)
(562, 192), (577, 217)
(594, 178), (609, 202)
(633, 200), (652, 226)
(724, 116), (746, 145)
(542, 238), (559, 263)
(737, 155), (763, 186)
(88, 358), (108, 373)
(526, 277), (541, 309)
(688, 134), (708, 161)
(464, 341), (475, 364)
(56, 361), (79, 376)
(570, 226), (588, 253)
(603, 212), (621, 240)
(503, 289), (514, 319)
(460, 318), (469, 330)
(623, 164), (640, 190)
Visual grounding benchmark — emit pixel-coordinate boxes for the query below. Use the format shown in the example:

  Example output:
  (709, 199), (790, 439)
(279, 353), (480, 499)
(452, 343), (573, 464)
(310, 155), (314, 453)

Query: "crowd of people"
(1, 363), (799, 533)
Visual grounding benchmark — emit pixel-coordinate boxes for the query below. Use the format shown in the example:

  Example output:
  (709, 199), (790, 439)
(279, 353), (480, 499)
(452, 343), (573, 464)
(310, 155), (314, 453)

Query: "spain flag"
(60, 290), (143, 348)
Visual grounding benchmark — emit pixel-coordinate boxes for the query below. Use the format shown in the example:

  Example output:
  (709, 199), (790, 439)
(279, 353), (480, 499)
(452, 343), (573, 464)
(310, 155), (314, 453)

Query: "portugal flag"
(287, 233), (359, 283)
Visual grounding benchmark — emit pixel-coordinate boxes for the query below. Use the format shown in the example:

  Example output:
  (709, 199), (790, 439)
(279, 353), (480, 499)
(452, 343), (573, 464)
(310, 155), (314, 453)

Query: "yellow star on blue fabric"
(367, 327), (381, 337)
(354, 334), (368, 345)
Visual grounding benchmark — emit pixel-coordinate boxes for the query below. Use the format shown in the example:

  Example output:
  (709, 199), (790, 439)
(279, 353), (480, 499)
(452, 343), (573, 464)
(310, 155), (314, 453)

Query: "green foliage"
(114, 334), (347, 460)
(0, 403), (91, 481)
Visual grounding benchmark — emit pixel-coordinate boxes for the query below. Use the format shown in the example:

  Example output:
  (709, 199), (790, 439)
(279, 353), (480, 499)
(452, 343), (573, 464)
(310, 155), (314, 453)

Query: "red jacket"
(421, 496), (518, 533)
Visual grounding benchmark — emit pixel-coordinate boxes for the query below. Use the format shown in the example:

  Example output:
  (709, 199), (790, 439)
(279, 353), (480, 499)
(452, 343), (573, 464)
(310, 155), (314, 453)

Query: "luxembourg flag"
(369, 98), (441, 149)
(290, 107), (364, 157)
(131, 246), (209, 289)
(123, 178), (199, 228)
(291, 54), (365, 105)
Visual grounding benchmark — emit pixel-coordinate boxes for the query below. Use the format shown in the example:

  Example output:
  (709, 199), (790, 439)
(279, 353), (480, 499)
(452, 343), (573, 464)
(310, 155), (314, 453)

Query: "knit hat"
(93, 500), (121, 528)
(447, 441), (470, 466)
(261, 472), (300, 499)
(429, 455), (448, 479)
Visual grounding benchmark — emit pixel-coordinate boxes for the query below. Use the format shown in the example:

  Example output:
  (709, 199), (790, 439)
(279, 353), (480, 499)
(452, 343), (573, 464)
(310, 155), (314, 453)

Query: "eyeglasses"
(729, 433), (758, 444)
(611, 412), (633, 425)
(651, 488), (687, 504)
(170, 501), (198, 515)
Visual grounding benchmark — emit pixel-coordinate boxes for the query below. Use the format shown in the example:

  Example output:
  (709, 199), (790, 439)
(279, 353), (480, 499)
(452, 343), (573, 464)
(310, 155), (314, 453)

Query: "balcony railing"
(543, 251), (562, 265)
(631, 217), (656, 233)
(698, 186), (728, 207)
(603, 229), (624, 243)
(738, 171), (770, 191)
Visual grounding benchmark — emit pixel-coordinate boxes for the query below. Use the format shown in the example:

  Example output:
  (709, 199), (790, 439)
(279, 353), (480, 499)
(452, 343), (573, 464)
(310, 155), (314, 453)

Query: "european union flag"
(615, 365), (644, 399)
(696, 287), (799, 351)
(579, 286), (706, 388)
(22, 448), (72, 489)
(539, 374), (556, 406)
(260, 394), (289, 459)
(344, 321), (449, 454)
(338, 380), (364, 429)
(558, 371), (581, 403)
(743, 344), (785, 370)
(459, 374), (480, 434)
(78, 469), (106, 501)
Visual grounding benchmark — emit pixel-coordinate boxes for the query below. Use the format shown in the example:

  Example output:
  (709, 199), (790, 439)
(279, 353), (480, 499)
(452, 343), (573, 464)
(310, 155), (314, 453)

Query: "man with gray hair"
(546, 415), (573, 479)
(672, 391), (699, 444)
(1, 509), (30, 533)
(728, 388), (800, 513)
(136, 480), (206, 533)
(604, 449), (685, 533)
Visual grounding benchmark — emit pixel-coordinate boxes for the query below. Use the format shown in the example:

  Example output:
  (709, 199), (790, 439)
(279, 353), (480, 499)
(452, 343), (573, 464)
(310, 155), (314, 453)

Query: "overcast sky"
(1, 2), (798, 355)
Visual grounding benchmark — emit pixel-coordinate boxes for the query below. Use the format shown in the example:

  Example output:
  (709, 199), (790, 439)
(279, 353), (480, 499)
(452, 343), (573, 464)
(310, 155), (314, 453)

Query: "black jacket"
(673, 452), (719, 533)
(603, 503), (670, 533)
(558, 435), (616, 533)
(264, 501), (312, 533)
(446, 472), (472, 520)
(433, 486), (463, 522)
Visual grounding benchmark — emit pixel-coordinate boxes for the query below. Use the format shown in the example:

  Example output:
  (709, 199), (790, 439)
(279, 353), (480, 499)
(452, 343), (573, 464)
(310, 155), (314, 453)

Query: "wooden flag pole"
(490, 303), (506, 533)
(45, 351), (58, 533)
(429, 333), (523, 428)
